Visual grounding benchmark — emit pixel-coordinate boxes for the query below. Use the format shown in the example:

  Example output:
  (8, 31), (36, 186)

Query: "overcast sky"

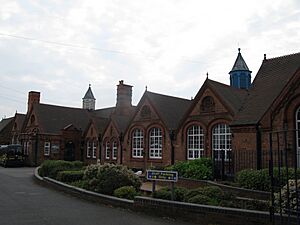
(1, 0), (300, 119)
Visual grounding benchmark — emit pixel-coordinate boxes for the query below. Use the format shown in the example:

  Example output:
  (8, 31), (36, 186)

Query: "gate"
(269, 129), (300, 225)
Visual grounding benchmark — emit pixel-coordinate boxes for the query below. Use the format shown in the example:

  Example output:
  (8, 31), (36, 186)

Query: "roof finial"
(264, 54), (267, 60)
(238, 48), (241, 53)
(145, 85), (148, 91)
(206, 72), (209, 79)
(89, 83), (91, 88)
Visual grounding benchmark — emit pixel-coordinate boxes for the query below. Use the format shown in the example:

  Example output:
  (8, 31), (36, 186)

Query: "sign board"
(146, 170), (178, 182)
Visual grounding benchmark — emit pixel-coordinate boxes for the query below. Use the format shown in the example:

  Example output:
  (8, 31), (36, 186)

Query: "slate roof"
(0, 117), (14, 132)
(93, 107), (115, 118)
(33, 104), (93, 134)
(230, 48), (250, 72)
(90, 117), (110, 135)
(146, 91), (192, 130)
(206, 79), (248, 114)
(233, 52), (300, 125)
(111, 107), (136, 133)
(83, 86), (96, 100)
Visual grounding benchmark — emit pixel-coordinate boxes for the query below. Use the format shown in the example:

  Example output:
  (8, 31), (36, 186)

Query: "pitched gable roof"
(233, 52), (300, 125)
(0, 117), (14, 132)
(146, 91), (191, 130)
(207, 79), (248, 114)
(33, 104), (92, 133)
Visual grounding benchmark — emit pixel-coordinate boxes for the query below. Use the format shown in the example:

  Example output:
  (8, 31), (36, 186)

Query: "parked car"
(0, 144), (24, 167)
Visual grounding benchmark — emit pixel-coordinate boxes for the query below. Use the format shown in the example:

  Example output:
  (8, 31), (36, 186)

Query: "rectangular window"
(149, 128), (162, 159)
(92, 142), (97, 159)
(132, 129), (144, 158)
(112, 141), (117, 160)
(44, 142), (50, 156)
(87, 141), (92, 158)
(105, 142), (110, 159)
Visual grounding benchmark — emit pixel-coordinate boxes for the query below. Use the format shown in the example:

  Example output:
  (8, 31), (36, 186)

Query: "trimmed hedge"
(39, 160), (84, 179)
(113, 186), (138, 200)
(56, 170), (84, 183)
(236, 167), (300, 191)
(165, 158), (213, 180)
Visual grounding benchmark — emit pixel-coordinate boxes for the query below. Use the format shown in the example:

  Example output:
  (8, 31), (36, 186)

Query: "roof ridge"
(146, 91), (191, 101)
(207, 79), (247, 93)
(265, 52), (300, 61)
(38, 103), (87, 111)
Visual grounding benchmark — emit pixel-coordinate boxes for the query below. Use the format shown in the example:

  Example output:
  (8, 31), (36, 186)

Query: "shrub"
(236, 168), (300, 191)
(236, 169), (270, 191)
(56, 170), (84, 183)
(83, 163), (142, 195)
(113, 186), (138, 200)
(184, 186), (224, 202)
(69, 180), (89, 189)
(39, 160), (83, 178)
(153, 187), (188, 201)
(275, 179), (300, 214)
(166, 158), (213, 180)
(187, 194), (212, 205)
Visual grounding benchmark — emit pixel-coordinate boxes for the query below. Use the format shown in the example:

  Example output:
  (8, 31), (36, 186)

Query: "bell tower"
(82, 84), (96, 110)
(229, 48), (252, 89)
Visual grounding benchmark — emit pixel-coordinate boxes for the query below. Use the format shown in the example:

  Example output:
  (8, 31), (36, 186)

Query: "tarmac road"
(0, 167), (196, 225)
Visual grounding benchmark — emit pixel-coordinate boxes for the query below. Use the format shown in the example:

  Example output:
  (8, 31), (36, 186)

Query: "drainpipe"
(170, 130), (175, 165)
(256, 124), (262, 170)
(98, 133), (102, 163)
(119, 132), (123, 164)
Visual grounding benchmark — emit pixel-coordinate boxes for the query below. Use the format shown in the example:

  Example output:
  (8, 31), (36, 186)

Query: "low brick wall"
(134, 196), (295, 225)
(33, 168), (294, 225)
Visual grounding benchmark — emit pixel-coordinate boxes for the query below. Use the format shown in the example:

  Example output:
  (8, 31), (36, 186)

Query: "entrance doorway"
(64, 141), (75, 161)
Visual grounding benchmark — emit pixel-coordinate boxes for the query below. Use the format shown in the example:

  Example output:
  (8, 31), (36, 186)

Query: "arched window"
(112, 141), (118, 160)
(212, 123), (231, 160)
(132, 129), (144, 158)
(105, 141), (110, 160)
(149, 127), (162, 159)
(296, 107), (300, 167)
(187, 125), (204, 159)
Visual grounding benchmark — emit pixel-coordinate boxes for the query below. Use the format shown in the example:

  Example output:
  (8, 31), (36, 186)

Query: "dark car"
(0, 144), (24, 167)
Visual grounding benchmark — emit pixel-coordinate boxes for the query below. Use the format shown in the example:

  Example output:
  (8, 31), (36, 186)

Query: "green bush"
(236, 168), (300, 191)
(166, 158), (213, 180)
(153, 187), (188, 201)
(113, 186), (138, 200)
(184, 186), (224, 202)
(83, 163), (142, 195)
(56, 170), (84, 183)
(69, 180), (89, 189)
(187, 194), (213, 205)
(39, 160), (83, 179)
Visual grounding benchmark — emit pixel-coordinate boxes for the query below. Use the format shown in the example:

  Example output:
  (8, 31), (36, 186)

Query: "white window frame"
(86, 141), (92, 158)
(132, 129), (144, 158)
(112, 141), (117, 160)
(44, 141), (50, 156)
(92, 141), (97, 159)
(212, 123), (231, 161)
(149, 127), (162, 159)
(105, 141), (110, 160)
(187, 125), (204, 160)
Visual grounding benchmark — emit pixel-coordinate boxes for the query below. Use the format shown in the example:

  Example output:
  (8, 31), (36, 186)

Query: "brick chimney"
(116, 80), (132, 115)
(28, 91), (40, 112)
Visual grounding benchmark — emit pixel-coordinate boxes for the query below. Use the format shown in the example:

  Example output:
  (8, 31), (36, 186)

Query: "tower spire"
(82, 84), (96, 110)
(229, 48), (252, 89)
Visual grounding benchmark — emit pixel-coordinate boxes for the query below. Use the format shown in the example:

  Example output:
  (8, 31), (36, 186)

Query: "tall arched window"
(187, 125), (204, 159)
(132, 129), (144, 158)
(149, 127), (162, 159)
(296, 107), (300, 167)
(212, 123), (231, 160)
(105, 141), (110, 160)
(112, 141), (118, 160)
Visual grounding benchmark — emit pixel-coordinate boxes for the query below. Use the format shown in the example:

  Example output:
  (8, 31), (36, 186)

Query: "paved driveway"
(0, 167), (195, 225)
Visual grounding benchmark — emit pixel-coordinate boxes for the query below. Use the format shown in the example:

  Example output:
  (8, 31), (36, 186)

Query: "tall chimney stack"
(28, 91), (40, 112)
(116, 80), (132, 115)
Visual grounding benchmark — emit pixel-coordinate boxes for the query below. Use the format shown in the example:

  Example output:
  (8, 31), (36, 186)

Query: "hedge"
(56, 170), (84, 183)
